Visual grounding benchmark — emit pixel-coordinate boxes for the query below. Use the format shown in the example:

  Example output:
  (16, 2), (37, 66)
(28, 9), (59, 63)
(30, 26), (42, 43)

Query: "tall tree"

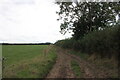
(56, 2), (120, 39)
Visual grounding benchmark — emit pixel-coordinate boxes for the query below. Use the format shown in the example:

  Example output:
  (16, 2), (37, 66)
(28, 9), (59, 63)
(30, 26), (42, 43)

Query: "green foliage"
(55, 38), (81, 50)
(71, 60), (81, 77)
(56, 2), (120, 39)
(55, 26), (119, 58)
(69, 50), (89, 60)
(80, 26), (119, 57)
(55, 38), (74, 49)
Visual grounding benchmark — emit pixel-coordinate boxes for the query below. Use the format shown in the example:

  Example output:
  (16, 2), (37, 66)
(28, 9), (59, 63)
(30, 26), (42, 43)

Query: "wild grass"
(2, 45), (57, 78)
(69, 50), (118, 78)
(71, 60), (81, 78)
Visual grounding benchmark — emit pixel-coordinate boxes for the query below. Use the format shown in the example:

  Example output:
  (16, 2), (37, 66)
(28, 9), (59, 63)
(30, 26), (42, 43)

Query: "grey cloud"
(0, 0), (72, 43)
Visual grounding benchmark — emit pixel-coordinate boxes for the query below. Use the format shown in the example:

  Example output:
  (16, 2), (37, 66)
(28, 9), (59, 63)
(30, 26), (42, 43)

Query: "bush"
(55, 26), (119, 59)
(80, 26), (119, 58)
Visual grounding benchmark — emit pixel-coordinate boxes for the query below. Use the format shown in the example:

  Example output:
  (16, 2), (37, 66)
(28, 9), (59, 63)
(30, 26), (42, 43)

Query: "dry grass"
(87, 53), (118, 78)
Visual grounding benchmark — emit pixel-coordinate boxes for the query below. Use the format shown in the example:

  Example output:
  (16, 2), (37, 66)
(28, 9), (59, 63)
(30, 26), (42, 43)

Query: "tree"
(56, 1), (120, 40)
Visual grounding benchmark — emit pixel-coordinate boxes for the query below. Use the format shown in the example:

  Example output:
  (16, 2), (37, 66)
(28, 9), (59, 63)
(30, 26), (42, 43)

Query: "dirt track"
(46, 48), (75, 78)
(46, 47), (118, 78)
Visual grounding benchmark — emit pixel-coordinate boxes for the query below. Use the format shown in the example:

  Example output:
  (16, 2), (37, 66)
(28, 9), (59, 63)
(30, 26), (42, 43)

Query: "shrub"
(55, 26), (119, 59)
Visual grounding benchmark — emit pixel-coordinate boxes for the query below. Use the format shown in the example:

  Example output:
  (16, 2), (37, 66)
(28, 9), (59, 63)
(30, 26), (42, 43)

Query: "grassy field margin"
(69, 50), (118, 78)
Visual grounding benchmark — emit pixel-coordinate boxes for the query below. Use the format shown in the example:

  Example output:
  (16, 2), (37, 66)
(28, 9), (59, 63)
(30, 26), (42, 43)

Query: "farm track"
(46, 47), (117, 78)
(46, 48), (75, 78)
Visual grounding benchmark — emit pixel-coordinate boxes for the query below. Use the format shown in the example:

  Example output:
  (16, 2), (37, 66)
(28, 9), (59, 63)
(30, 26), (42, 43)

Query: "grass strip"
(71, 60), (81, 77)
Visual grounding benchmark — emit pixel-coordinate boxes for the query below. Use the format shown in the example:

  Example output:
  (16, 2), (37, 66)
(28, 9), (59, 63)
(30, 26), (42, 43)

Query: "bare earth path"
(46, 48), (75, 78)
(46, 47), (118, 78)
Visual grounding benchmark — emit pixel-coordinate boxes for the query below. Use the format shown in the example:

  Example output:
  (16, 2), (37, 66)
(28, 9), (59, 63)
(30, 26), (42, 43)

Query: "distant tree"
(56, 1), (120, 39)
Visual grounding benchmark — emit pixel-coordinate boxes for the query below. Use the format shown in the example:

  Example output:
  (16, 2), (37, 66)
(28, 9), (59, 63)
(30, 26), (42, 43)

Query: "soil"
(46, 47), (118, 78)
(46, 48), (75, 78)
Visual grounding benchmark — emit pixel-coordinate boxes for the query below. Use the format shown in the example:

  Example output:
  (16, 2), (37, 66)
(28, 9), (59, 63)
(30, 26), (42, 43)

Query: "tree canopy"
(56, 1), (120, 39)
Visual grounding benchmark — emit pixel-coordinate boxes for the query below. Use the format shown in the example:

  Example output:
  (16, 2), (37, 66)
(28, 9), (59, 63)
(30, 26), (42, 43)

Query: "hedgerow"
(55, 26), (119, 59)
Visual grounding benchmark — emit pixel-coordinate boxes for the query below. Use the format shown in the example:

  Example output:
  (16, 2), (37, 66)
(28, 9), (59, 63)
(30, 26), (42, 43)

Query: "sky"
(0, 0), (73, 43)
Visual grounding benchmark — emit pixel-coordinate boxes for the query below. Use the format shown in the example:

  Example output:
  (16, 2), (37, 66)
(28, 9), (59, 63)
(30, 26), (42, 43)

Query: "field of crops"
(2, 45), (57, 78)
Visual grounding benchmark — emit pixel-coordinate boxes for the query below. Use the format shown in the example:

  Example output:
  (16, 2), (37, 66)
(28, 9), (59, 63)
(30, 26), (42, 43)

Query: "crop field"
(2, 45), (57, 78)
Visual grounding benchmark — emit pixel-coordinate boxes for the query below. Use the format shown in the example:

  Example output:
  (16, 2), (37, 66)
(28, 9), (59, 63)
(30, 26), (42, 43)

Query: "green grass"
(71, 60), (81, 77)
(3, 45), (48, 66)
(2, 45), (57, 78)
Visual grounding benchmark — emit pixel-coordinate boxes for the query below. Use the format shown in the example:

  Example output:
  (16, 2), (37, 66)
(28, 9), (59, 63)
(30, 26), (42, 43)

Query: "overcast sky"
(0, 0), (72, 43)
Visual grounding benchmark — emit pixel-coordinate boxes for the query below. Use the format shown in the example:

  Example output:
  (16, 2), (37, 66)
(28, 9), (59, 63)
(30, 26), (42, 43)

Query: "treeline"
(2, 42), (52, 45)
(55, 26), (120, 59)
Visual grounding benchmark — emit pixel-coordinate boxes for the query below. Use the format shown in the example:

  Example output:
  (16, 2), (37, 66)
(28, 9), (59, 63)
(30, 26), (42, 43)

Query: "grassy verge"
(71, 60), (81, 78)
(69, 50), (118, 78)
(88, 54), (118, 78)
(3, 45), (57, 78)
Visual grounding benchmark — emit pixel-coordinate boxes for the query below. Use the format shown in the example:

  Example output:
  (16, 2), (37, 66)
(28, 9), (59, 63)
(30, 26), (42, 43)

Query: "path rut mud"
(46, 48), (75, 78)
(46, 47), (118, 78)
